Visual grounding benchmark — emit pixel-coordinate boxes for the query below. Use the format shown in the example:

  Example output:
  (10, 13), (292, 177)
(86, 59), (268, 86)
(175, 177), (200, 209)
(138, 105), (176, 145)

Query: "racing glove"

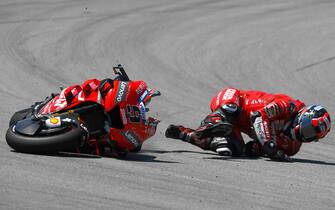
(271, 150), (292, 162)
(245, 140), (263, 157)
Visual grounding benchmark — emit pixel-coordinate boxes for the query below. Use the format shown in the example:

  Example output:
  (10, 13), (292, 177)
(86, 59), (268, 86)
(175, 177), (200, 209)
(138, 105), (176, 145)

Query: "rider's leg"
(165, 110), (235, 155)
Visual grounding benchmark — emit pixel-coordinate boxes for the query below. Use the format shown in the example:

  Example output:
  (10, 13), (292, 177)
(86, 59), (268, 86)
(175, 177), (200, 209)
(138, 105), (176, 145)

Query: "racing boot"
(209, 137), (232, 156)
(165, 125), (194, 142)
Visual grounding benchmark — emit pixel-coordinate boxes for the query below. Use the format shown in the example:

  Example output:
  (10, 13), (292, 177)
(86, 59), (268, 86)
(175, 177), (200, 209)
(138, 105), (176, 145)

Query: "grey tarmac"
(0, 0), (334, 209)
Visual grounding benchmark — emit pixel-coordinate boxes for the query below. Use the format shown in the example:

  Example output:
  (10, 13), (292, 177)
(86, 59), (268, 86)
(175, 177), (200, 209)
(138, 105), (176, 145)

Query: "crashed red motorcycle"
(6, 65), (160, 156)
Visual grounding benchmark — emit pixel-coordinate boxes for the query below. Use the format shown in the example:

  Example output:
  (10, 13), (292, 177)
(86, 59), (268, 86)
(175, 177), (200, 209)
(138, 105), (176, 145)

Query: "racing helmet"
(293, 105), (331, 142)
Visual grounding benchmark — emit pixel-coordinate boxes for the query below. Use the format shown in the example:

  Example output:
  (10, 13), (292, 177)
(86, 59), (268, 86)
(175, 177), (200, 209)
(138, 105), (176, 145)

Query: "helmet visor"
(300, 116), (317, 142)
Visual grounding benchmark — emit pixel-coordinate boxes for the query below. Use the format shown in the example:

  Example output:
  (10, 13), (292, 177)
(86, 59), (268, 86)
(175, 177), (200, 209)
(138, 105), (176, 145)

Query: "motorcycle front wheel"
(6, 125), (83, 154)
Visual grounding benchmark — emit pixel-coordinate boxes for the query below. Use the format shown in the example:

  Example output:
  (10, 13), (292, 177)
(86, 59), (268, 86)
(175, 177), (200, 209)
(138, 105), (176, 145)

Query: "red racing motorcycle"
(6, 64), (160, 156)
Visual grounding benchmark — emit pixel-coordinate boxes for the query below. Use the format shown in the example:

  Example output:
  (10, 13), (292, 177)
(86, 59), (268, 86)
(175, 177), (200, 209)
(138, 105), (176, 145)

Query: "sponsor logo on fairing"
(115, 81), (128, 103)
(122, 130), (140, 147)
(45, 117), (61, 128)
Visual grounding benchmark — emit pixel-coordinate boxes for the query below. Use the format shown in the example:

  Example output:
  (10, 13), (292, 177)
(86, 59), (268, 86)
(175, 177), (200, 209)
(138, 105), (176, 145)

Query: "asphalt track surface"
(1, 0), (335, 209)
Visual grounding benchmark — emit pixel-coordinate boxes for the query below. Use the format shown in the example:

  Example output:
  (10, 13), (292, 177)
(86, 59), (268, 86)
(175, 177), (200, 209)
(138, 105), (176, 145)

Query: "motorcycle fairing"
(38, 77), (160, 152)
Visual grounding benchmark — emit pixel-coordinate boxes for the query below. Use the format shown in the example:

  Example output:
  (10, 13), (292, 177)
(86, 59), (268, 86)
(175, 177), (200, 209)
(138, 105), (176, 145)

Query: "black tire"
(9, 108), (33, 127)
(6, 126), (83, 154)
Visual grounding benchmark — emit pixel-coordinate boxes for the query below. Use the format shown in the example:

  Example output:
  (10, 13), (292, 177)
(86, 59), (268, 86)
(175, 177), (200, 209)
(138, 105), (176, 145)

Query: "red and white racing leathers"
(210, 88), (306, 156)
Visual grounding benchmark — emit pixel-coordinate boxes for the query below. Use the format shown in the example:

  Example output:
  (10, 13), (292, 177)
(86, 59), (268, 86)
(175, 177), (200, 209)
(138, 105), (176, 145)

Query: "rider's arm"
(251, 99), (294, 159)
